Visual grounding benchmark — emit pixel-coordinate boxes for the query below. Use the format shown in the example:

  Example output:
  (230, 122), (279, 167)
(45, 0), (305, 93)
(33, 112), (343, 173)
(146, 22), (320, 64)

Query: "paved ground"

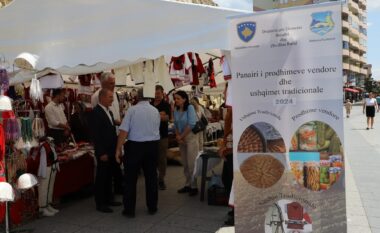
(13, 162), (229, 233)
(345, 105), (380, 233)
(9, 105), (379, 233)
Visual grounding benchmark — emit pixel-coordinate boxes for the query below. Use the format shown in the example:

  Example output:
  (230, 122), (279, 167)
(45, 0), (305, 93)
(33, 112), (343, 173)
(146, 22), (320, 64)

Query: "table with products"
(27, 144), (95, 201)
(53, 146), (95, 199)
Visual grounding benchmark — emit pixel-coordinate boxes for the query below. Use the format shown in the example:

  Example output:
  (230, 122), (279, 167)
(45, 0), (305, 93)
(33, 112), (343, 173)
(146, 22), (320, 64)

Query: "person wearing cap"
(115, 88), (160, 218)
(151, 85), (171, 190)
(90, 89), (121, 213)
(45, 88), (70, 146)
(91, 72), (123, 194)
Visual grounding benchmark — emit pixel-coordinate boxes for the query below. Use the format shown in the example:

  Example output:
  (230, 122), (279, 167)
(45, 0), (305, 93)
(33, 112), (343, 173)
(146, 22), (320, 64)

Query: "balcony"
(350, 52), (360, 62)
(349, 39), (360, 50)
(343, 34), (350, 42)
(359, 44), (367, 53)
(360, 55), (367, 63)
(342, 5), (349, 15)
(348, 0), (359, 14)
(361, 68), (368, 75)
(343, 49), (350, 57)
(359, 20), (367, 29)
(349, 27), (360, 39)
(343, 20), (350, 29)
(343, 62), (350, 70)
(350, 13), (360, 24)
(350, 65), (360, 73)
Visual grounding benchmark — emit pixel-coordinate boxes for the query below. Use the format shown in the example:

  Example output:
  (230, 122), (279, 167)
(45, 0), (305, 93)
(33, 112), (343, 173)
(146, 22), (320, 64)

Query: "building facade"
(253, 0), (368, 94)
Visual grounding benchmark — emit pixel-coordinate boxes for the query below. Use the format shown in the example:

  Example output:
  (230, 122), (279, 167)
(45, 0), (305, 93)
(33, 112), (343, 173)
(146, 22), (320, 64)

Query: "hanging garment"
(30, 76), (44, 102)
(187, 52), (206, 85)
(169, 54), (191, 88)
(154, 56), (174, 93)
(0, 68), (9, 93)
(143, 60), (156, 98)
(129, 62), (144, 84)
(0, 124), (5, 182)
(221, 51), (232, 81)
(3, 118), (20, 143)
(113, 66), (129, 86)
(32, 117), (45, 139)
(207, 58), (216, 88)
(15, 118), (38, 154)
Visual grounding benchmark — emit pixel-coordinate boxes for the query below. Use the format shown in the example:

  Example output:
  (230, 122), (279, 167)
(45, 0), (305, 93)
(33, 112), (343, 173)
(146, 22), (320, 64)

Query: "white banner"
(230, 3), (346, 233)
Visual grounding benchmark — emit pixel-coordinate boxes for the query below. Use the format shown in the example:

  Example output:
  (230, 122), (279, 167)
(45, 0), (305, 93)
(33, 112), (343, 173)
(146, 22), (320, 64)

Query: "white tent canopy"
(0, 0), (248, 75)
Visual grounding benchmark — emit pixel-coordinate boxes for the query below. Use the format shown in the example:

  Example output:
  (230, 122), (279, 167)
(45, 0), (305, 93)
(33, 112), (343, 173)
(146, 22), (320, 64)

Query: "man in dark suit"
(91, 89), (121, 213)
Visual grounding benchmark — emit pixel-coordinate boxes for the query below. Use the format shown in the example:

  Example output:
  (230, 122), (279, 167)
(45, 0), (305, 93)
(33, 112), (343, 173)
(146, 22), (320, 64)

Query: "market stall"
(0, 0), (246, 227)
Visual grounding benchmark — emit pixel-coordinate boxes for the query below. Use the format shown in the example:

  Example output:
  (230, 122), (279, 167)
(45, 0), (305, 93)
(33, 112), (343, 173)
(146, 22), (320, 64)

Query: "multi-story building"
(343, 0), (368, 91)
(253, 0), (368, 95)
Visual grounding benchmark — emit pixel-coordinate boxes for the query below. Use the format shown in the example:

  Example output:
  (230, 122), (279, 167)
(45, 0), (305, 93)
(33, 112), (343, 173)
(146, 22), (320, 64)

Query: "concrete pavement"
(345, 105), (380, 233)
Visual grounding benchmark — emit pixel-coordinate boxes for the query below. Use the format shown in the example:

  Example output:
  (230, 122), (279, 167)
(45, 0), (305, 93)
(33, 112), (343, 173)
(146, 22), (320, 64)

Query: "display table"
(26, 147), (95, 201)
(54, 152), (95, 199)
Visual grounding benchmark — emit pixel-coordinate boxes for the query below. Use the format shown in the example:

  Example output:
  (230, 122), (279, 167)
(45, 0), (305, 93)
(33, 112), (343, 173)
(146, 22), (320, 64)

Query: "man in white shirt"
(91, 72), (121, 125)
(45, 89), (70, 145)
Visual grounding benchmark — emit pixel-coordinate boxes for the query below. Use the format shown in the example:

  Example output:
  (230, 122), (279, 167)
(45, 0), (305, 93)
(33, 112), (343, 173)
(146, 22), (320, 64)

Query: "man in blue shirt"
(115, 88), (160, 218)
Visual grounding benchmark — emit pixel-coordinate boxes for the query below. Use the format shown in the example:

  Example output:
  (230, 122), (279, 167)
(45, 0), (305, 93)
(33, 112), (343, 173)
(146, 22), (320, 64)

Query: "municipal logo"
(237, 22), (256, 43)
(310, 11), (334, 36)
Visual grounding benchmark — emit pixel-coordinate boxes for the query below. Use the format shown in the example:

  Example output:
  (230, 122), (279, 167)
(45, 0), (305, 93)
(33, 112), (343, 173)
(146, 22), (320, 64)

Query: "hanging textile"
(21, 118), (33, 142)
(30, 76), (44, 103)
(15, 118), (37, 154)
(142, 60), (155, 98)
(220, 51), (232, 81)
(154, 56), (174, 93)
(0, 68), (9, 93)
(0, 124), (5, 182)
(2, 111), (20, 143)
(187, 52), (206, 86)
(207, 58), (216, 88)
(169, 54), (191, 88)
(113, 66), (129, 86)
(32, 117), (45, 139)
(129, 62), (144, 84)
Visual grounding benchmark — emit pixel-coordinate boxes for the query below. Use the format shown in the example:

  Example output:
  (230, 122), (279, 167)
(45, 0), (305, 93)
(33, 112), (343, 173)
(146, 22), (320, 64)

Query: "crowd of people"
(43, 72), (234, 224)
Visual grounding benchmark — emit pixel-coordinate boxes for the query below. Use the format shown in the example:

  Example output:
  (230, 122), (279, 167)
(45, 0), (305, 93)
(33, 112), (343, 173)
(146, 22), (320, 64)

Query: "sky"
(214, 0), (380, 80)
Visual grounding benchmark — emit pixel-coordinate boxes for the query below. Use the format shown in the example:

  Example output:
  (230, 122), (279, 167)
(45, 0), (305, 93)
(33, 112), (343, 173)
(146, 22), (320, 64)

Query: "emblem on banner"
(310, 11), (334, 36)
(237, 22), (256, 42)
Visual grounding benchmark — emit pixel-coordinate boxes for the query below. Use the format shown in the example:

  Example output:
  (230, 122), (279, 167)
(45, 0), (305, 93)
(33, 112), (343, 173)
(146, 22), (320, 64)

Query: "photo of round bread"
(240, 154), (285, 188)
(238, 125), (266, 152)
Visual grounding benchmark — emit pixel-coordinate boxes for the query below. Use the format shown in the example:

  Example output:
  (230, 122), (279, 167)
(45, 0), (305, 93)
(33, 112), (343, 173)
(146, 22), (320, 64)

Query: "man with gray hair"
(91, 72), (121, 125)
(115, 88), (160, 218)
(91, 72), (123, 195)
